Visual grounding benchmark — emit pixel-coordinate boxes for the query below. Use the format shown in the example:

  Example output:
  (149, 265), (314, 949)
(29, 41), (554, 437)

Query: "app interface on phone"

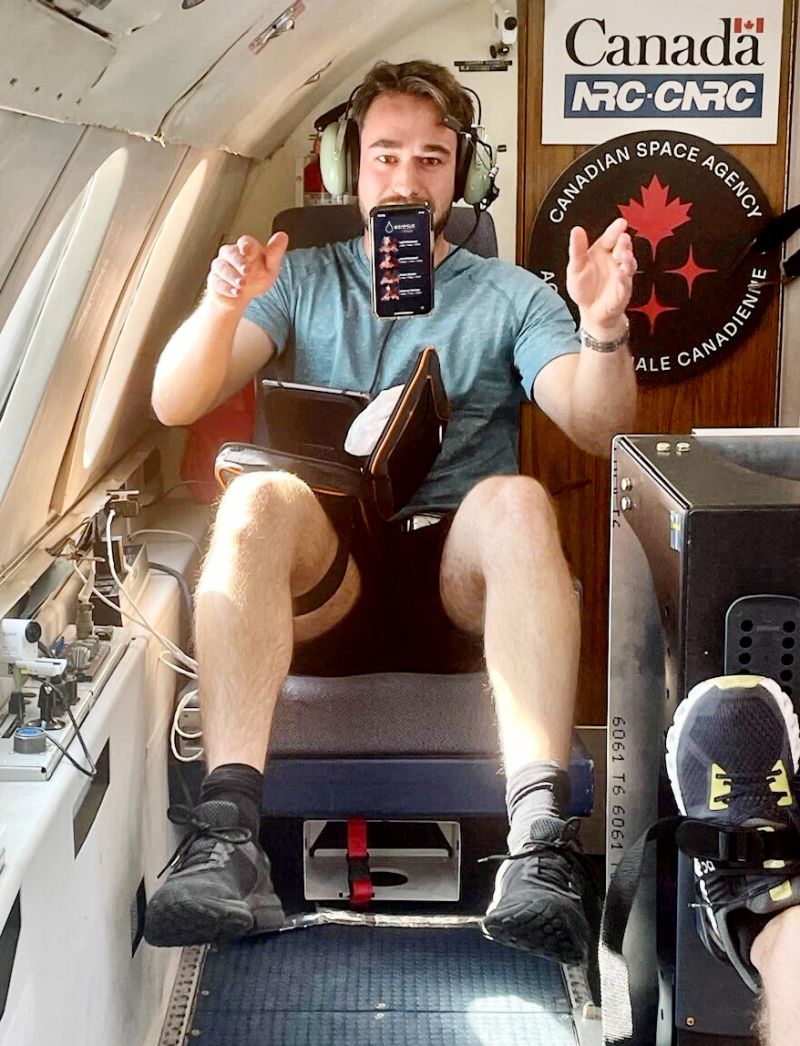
(371, 207), (433, 318)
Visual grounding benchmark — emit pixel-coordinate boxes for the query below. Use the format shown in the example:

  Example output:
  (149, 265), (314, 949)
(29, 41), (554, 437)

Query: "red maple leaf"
(617, 175), (693, 257)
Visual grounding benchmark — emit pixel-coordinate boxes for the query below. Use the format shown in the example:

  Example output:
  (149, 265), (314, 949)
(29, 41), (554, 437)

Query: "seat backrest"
(272, 204), (498, 258)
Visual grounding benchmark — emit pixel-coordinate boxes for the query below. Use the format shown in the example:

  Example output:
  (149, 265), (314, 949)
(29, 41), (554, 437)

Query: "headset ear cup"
(319, 121), (349, 195)
(345, 118), (360, 195)
(454, 138), (471, 203)
(462, 129), (495, 207)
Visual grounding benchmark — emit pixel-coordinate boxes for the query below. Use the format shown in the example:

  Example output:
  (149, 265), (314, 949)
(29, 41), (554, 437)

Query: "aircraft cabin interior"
(1, 1), (800, 1044)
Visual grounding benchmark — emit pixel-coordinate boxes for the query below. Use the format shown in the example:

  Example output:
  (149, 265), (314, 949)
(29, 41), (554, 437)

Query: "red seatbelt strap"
(346, 817), (373, 908)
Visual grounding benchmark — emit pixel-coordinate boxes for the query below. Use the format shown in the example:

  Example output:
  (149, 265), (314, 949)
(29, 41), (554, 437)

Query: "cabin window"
(82, 159), (210, 470)
(0, 148), (127, 500)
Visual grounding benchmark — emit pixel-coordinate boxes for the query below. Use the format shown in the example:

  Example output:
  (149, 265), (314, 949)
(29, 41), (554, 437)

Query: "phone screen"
(369, 204), (434, 319)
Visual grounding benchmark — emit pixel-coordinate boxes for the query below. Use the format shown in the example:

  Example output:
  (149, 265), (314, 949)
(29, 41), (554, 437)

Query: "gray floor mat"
(190, 925), (576, 1045)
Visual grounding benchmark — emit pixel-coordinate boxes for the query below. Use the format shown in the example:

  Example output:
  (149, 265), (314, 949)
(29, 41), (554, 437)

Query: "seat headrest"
(272, 204), (498, 259)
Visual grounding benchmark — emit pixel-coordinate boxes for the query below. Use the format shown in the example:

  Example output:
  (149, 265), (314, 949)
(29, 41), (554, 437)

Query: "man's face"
(357, 92), (459, 239)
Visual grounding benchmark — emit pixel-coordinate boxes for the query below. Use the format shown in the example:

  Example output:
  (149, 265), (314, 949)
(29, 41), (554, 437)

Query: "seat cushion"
(269, 673), (498, 758)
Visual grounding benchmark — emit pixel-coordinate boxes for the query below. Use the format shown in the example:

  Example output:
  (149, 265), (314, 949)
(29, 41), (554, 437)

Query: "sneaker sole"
(144, 898), (256, 948)
(665, 674), (800, 815)
(481, 895), (588, 964)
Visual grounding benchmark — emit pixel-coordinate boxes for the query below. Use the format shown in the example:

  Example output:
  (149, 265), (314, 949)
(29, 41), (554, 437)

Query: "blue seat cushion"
(263, 673), (593, 818)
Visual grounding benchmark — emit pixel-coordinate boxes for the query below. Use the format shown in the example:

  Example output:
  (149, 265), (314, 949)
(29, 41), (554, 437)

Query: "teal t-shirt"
(244, 236), (579, 514)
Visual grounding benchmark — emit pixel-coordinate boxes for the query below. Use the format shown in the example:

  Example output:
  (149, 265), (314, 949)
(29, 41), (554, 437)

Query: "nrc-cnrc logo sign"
(564, 17), (765, 118)
(565, 74), (764, 118)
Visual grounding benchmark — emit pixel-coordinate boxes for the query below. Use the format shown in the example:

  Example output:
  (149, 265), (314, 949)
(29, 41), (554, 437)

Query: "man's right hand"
(207, 231), (289, 309)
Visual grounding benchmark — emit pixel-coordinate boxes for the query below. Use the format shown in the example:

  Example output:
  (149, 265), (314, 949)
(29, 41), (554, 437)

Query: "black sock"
(505, 760), (571, 854)
(199, 763), (263, 838)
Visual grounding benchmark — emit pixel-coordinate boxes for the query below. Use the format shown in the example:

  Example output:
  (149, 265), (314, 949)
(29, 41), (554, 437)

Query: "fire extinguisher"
(303, 135), (329, 205)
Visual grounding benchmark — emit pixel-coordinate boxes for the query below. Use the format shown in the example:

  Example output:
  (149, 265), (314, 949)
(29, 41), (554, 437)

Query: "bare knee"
(212, 471), (316, 544)
(441, 476), (563, 632)
(203, 471), (337, 594)
(461, 476), (561, 570)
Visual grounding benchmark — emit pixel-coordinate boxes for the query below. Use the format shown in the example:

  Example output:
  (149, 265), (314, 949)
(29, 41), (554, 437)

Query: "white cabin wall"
(0, 108), (249, 575)
(232, 0), (520, 262)
(0, 113), (82, 291)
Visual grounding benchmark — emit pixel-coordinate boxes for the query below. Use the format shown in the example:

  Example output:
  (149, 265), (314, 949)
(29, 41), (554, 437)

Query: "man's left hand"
(566, 217), (636, 337)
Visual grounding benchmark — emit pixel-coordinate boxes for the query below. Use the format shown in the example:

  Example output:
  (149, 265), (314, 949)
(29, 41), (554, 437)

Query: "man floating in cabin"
(147, 60), (636, 960)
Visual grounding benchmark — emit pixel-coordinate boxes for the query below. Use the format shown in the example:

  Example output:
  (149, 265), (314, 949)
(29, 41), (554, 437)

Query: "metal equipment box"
(607, 430), (800, 1044)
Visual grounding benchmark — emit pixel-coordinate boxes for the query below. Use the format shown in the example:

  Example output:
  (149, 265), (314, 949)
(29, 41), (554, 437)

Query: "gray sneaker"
(481, 816), (599, 964)
(144, 800), (285, 947)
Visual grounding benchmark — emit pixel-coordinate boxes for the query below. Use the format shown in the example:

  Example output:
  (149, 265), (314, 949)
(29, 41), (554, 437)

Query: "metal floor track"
(185, 924), (579, 1045)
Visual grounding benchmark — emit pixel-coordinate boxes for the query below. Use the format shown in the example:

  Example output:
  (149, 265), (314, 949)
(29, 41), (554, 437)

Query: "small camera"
(501, 15), (517, 45)
(492, 4), (518, 46)
(490, 3), (517, 57)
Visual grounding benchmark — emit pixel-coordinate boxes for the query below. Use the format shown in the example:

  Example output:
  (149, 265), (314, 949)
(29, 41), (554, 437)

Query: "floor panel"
(190, 925), (576, 1045)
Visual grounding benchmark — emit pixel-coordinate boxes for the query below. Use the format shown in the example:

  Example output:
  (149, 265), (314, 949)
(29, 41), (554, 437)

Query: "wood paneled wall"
(516, 1), (796, 724)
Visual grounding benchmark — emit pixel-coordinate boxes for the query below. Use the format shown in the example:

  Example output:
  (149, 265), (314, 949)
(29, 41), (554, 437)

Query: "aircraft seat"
(263, 671), (593, 820)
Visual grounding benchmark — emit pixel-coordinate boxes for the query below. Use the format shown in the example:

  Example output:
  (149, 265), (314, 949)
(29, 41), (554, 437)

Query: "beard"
(360, 196), (452, 240)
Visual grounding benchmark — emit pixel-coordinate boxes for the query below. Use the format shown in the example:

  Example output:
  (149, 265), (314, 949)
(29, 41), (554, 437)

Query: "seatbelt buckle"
(346, 817), (373, 907)
(718, 826), (766, 864)
(677, 820), (766, 865)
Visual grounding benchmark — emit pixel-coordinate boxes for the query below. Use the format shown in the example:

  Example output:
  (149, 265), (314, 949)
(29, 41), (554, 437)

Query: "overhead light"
(249, 1), (306, 55)
(182, 0), (208, 8)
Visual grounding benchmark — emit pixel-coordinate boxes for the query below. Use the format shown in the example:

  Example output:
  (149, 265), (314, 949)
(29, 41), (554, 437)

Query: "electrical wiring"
(63, 512), (205, 764)
(102, 511), (197, 670)
(171, 686), (204, 762)
(72, 559), (196, 673)
(41, 726), (97, 778)
(172, 686), (202, 739)
(149, 561), (195, 656)
(142, 479), (209, 508)
(127, 529), (203, 556)
(32, 642), (97, 778)
(158, 649), (197, 681)
(103, 511), (204, 761)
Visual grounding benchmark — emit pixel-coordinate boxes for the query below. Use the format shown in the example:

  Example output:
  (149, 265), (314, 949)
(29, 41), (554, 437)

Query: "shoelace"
(157, 804), (252, 878)
(719, 769), (794, 808)
(478, 817), (594, 896)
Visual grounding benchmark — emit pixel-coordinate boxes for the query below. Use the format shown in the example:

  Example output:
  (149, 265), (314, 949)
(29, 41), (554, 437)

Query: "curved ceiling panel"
(0, 0), (463, 158)
(161, 0), (463, 159)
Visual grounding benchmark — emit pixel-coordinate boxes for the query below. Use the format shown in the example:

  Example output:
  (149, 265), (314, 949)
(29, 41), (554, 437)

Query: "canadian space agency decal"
(528, 131), (778, 382)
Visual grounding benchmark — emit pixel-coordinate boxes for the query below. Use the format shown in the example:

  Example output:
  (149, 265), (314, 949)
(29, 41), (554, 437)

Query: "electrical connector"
(106, 489), (141, 518)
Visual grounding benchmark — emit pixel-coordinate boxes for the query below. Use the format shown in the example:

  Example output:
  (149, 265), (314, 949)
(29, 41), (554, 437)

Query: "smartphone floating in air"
(369, 202), (434, 319)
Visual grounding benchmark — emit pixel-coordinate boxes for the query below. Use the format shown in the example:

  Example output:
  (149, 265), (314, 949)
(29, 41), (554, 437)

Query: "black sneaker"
(480, 816), (599, 964)
(144, 800), (285, 947)
(666, 675), (800, 991)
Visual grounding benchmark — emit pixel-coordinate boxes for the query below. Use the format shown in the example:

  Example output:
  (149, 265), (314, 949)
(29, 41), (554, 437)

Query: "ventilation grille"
(725, 595), (800, 701)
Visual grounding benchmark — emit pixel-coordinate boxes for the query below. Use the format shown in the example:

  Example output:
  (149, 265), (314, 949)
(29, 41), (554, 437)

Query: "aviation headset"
(314, 80), (499, 211)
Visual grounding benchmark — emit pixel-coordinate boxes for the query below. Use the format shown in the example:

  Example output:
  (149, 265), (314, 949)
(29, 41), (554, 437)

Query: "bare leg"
(751, 907), (800, 1046)
(440, 475), (580, 772)
(195, 472), (360, 772)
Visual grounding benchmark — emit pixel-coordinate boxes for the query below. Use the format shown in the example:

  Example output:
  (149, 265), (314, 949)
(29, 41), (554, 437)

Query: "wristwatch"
(578, 319), (630, 353)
